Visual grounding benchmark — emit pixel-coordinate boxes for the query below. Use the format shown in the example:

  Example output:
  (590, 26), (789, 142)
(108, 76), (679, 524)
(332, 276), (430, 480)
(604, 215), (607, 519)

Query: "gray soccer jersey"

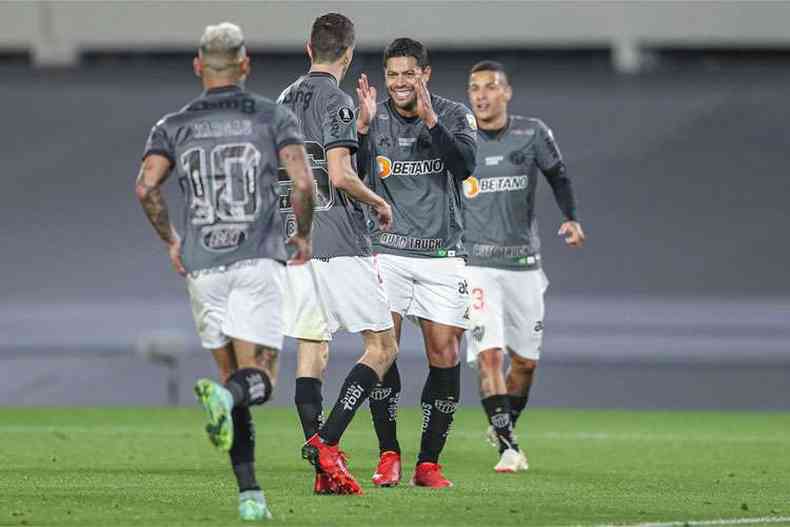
(277, 72), (370, 258)
(463, 115), (569, 270)
(363, 95), (478, 258)
(142, 85), (303, 272)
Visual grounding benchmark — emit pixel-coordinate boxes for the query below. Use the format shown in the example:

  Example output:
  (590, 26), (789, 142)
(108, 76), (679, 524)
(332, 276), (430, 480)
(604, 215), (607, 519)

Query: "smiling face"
(468, 70), (512, 128)
(384, 56), (431, 114)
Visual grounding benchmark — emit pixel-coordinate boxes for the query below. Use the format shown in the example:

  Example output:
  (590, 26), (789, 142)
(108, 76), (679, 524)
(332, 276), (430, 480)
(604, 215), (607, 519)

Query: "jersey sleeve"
(273, 104), (305, 151)
(142, 118), (175, 164)
(534, 119), (564, 171)
(447, 102), (478, 144)
(322, 91), (358, 153)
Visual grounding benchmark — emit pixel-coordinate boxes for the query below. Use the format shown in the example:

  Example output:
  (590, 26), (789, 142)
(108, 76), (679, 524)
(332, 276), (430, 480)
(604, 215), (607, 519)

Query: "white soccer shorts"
(282, 256), (393, 341)
(465, 266), (549, 362)
(377, 254), (471, 329)
(186, 258), (285, 351)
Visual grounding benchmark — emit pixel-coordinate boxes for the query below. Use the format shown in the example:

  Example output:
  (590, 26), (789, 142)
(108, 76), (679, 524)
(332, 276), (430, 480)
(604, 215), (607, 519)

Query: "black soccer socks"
(482, 394), (519, 453)
(509, 395), (529, 427)
(369, 361), (402, 454)
(319, 363), (379, 445)
(230, 406), (260, 492)
(295, 377), (324, 440)
(226, 368), (272, 407)
(418, 364), (461, 464)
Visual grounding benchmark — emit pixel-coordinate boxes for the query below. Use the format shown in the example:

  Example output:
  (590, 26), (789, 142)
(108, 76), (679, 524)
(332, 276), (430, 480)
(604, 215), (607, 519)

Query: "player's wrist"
(424, 112), (438, 129)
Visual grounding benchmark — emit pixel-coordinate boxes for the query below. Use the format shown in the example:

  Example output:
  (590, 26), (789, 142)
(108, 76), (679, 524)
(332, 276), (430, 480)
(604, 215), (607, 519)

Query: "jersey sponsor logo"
(376, 156), (444, 179)
(485, 155), (504, 166)
(463, 175), (528, 198)
(511, 128), (535, 136)
(191, 119), (252, 139)
(337, 106), (354, 123)
(471, 243), (535, 260)
(189, 97), (256, 114)
(200, 224), (248, 252)
(377, 232), (442, 251)
(398, 137), (416, 147)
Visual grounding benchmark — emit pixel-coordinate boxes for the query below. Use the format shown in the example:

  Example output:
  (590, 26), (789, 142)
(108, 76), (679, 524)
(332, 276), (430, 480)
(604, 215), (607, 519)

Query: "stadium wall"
(3, 1), (790, 69)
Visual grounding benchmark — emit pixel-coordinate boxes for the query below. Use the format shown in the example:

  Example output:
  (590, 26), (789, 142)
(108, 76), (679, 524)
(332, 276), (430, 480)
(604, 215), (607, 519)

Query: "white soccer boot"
(494, 448), (529, 473)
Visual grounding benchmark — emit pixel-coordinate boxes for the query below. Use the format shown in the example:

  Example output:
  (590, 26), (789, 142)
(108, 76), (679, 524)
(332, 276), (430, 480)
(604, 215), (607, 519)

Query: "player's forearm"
(332, 165), (386, 208)
(136, 183), (176, 244)
(543, 163), (579, 221)
(291, 184), (314, 238)
(429, 122), (477, 181)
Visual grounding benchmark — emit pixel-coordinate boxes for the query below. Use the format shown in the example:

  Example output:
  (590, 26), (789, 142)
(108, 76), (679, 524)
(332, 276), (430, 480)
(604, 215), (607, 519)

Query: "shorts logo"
(472, 324), (486, 342)
(434, 399), (458, 415)
(369, 386), (392, 401)
(463, 176), (480, 198)
(534, 320), (544, 332)
(337, 106), (354, 124)
(458, 280), (469, 295)
(376, 156), (444, 178)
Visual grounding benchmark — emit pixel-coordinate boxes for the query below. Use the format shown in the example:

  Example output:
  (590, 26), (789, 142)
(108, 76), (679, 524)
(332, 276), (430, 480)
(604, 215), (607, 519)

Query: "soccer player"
(277, 13), (398, 495)
(463, 61), (585, 471)
(135, 23), (314, 520)
(356, 38), (478, 488)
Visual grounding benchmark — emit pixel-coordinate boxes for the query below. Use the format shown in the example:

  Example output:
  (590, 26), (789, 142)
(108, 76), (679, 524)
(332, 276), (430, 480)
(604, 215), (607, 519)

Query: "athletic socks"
(230, 406), (260, 492)
(369, 361), (402, 454)
(509, 395), (529, 427)
(225, 368), (272, 407)
(482, 395), (519, 453)
(294, 377), (324, 440)
(418, 364), (461, 464)
(319, 363), (379, 445)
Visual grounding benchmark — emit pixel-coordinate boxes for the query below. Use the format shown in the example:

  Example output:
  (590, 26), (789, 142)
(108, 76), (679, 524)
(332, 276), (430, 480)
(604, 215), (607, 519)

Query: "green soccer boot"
(239, 490), (273, 521)
(194, 378), (234, 451)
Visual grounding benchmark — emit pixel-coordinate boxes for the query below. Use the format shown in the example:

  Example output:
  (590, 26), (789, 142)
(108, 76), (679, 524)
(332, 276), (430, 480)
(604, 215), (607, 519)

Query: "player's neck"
(309, 64), (342, 84)
(478, 112), (509, 132)
(201, 77), (242, 91)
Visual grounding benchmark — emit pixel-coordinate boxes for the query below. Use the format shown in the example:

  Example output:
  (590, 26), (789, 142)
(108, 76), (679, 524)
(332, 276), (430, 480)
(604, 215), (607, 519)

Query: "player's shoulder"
(509, 115), (553, 137)
(432, 93), (473, 117)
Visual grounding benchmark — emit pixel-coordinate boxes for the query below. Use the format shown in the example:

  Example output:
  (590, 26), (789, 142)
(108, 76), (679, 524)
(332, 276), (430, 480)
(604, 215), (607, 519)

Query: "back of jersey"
(278, 72), (370, 258)
(143, 85), (303, 272)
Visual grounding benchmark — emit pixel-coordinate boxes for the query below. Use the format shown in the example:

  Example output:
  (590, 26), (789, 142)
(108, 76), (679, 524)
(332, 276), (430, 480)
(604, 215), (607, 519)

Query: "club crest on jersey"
(337, 106), (354, 124)
(509, 150), (527, 165)
(376, 156), (444, 179)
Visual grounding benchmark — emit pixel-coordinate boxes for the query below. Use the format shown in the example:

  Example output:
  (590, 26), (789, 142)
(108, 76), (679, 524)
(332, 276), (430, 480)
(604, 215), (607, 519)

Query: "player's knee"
(512, 355), (538, 375)
(478, 348), (504, 374)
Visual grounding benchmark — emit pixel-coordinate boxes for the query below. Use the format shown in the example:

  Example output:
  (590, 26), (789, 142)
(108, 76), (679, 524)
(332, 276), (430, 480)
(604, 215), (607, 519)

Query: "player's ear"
(239, 56), (251, 79)
(305, 42), (314, 62)
(422, 66), (432, 83)
(193, 56), (202, 78)
(504, 84), (513, 102)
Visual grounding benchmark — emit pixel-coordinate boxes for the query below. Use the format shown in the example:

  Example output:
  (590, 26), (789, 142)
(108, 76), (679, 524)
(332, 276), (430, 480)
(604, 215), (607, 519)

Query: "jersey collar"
(307, 71), (339, 85)
(205, 84), (243, 95)
(478, 115), (512, 141)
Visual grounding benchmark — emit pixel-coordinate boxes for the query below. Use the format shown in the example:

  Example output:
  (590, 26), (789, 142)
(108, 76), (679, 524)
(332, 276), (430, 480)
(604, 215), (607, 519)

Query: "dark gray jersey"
(143, 85), (303, 272)
(277, 72), (370, 258)
(363, 95), (478, 258)
(462, 116), (565, 270)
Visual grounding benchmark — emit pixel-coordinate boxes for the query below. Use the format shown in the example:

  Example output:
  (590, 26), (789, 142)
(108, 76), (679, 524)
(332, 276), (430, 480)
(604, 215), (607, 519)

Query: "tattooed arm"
(278, 143), (315, 264)
(135, 154), (186, 275)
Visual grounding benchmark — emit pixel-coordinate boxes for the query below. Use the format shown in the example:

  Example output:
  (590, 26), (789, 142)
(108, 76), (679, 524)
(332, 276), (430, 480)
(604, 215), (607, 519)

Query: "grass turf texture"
(1, 408), (788, 527)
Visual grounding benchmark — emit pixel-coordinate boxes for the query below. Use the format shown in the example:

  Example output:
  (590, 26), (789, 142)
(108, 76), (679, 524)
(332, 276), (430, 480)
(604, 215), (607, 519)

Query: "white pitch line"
(581, 516), (790, 527)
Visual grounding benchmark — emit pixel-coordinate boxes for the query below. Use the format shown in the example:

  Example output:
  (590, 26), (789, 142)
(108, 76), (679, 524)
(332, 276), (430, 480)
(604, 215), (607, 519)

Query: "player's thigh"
(376, 254), (415, 316)
(223, 259), (285, 352)
(282, 260), (332, 341)
(316, 256), (394, 334)
(186, 270), (232, 350)
(410, 257), (471, 330)
(503, 269), (549, 361)
(465, 266), (506, 366)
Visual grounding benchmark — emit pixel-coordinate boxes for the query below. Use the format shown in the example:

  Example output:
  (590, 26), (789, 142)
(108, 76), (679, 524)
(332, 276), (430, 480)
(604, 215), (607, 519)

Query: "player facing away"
(463, 61), (585, 471)
(136, 23), (315, 520)
(356, 38), (478, 488)
(277, 13), (398, 495)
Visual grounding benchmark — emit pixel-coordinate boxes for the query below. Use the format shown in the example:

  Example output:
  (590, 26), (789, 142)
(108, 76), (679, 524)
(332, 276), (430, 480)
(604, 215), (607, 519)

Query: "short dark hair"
(310, 13), (355, 64)
(470, 60), (509, 83)
(383, 38), (430, 69)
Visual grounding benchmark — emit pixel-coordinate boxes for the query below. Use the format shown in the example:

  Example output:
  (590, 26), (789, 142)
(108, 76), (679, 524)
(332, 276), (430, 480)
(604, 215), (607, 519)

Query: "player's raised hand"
(167, 232), (187, 276)
(414, 78), (438, 128)
(558, 221), (585, 248)
(287, 233), (312, 265)
(356, 73), (377, 134)
(373, 199), (394, 232)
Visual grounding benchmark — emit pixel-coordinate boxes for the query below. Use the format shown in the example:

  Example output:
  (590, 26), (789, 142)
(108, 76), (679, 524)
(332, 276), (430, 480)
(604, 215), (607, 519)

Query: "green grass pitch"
(1, 407), (789, 526)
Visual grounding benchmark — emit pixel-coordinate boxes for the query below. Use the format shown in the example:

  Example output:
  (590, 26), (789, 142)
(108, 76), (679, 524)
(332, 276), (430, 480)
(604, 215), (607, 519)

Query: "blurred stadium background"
(1, 1), (788, 409)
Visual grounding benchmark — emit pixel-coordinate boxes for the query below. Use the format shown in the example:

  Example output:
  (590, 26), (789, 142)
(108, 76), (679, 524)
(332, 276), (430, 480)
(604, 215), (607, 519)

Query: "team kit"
(135, 13), (584, 521)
